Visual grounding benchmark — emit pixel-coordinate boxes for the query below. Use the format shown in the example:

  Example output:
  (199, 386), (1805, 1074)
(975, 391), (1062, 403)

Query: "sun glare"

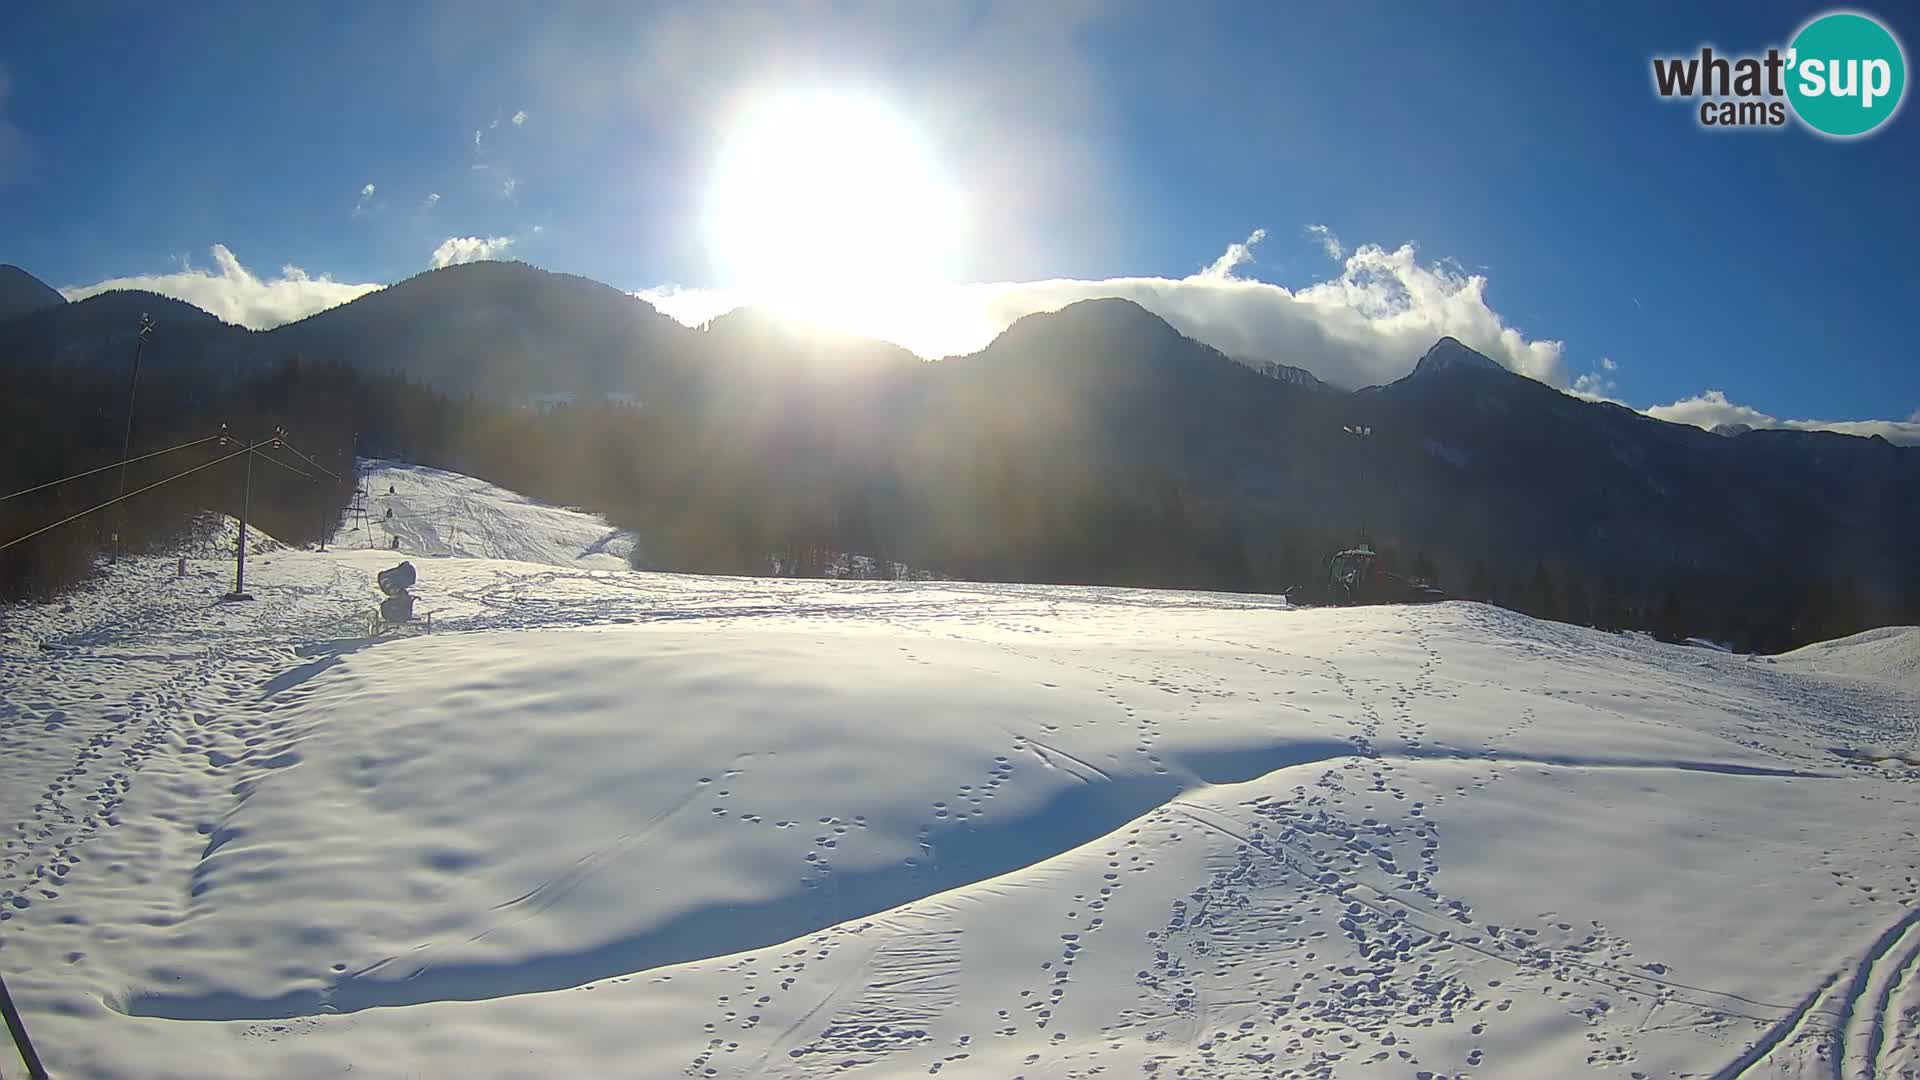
(705, 91), (963, 332)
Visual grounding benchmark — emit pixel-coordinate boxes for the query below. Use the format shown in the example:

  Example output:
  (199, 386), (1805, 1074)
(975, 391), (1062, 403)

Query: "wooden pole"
(0, 968), (50, 1079)
(234, 444), (254, 597)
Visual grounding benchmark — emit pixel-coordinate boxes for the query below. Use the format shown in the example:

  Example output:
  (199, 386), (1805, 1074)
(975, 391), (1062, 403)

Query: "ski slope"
(341, 460), (641, 569)
(2, 464), (1918, 1080)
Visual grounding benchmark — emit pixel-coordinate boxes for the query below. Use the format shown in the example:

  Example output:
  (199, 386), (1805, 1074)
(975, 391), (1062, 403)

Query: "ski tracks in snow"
(1846, 908), (1920, 1080)
(0, 648), (212, 923)
(0, 556), (374, 967)
(1710, 905), (1920, 1080)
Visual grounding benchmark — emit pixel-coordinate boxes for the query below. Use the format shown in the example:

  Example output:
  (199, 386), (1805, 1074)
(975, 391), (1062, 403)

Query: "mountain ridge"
(0, 264), (68, 323)
(1407, 335), (1510, 379)
(3, 258), (1914, 643)
(0, 260), (1905, 455)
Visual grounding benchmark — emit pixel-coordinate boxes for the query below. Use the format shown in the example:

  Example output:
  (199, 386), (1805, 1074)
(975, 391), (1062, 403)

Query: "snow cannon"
(370, 561), (426, 634)
(379, 591), (416, 625)
(1284, 542), (1450, 608)
(376, 561), (417, 598)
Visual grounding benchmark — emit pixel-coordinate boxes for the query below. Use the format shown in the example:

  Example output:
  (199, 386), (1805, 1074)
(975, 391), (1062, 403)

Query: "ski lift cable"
(276, 441), (339, 478)
(0, 433), (223, 503)
(247, 444), (318, 482)
(271, 438), (341, 481)
(0, 440), (273, 552)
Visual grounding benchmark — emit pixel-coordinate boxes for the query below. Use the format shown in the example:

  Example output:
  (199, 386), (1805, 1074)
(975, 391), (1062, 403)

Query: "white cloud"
(1644, 390), (1773, 429)
(1570, 357), (1622, 402)
(430, 235), (515, 269)
(353, 182), (377, 216)
(637, 228), (1567, 390)
(634, 283), (741, 327)
(512, 109), (528, 126)
(1305, 224), (1345, 262)
(59, 245), (382, 330)
(501, 175), (518, 198)
(1199, 228), (1266, 280)
(424, 192), (441, 209)
(1645, 390), (1920, 446)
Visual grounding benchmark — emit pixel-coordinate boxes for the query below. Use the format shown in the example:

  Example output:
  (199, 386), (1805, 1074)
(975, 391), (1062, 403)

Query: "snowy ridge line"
(1779, 625), (1920, 699)
(120, 745), (1235, 1021)
(105, 725), (1646, 1023)
(1403, 743), (1839, 780)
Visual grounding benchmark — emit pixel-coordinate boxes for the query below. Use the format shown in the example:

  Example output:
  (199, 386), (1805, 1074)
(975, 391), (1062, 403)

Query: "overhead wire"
(0, 439), (275, 552)
(0, 434), (223, 504)
(269, 437), (341, 480)
(248, 444), (317, 482)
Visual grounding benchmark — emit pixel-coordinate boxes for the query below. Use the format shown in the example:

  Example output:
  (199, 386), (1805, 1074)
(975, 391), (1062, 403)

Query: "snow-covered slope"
(341, 459), (640, 568)
(1779, 624), (1920, 696)
(2, 466), (1918, 1080)
(181, 512), (286, 558)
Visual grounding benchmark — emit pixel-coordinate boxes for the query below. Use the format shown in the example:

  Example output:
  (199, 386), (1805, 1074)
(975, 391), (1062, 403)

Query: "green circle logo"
(1787, 12), (1907, 137)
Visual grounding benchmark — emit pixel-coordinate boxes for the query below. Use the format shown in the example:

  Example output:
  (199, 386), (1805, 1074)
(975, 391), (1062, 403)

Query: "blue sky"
(3, 1), (1916, 435)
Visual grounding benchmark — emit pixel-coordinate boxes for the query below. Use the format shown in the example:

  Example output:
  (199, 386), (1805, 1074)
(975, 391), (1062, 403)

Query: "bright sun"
(705, 91), (963, 330)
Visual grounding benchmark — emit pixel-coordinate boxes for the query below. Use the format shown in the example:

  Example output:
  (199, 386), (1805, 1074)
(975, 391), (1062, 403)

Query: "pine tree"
(1812, 576), (1865, 643)
(1657, 588), (1687, 643)
(1467, 559), (1496, 603)
(1528, 561), (1558, 621)
(1591, 580), (1628, 632)
(1411, 549), (1439, 587)
(1562, 568), (1591, 627)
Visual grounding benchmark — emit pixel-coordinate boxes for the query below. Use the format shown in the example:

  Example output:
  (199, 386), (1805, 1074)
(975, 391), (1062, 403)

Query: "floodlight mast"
(111, 314), (156, 560)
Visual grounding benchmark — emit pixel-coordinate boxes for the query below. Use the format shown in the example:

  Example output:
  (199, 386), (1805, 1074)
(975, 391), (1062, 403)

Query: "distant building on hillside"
(523, 391), (642, 413)
(527, 392), (577, 413)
